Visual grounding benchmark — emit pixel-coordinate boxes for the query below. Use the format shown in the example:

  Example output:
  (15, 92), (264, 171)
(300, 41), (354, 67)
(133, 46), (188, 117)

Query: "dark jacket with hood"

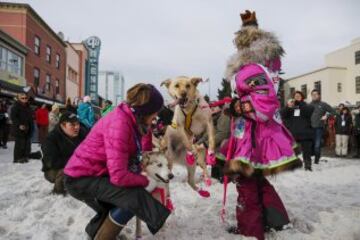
(10, 101), (34, 137)
(41, 124), (88, 171)
(281, 101), (314, 141)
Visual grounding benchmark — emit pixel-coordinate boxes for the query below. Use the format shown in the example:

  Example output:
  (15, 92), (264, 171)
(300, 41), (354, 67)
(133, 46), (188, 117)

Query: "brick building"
(0, 2), (66, 104)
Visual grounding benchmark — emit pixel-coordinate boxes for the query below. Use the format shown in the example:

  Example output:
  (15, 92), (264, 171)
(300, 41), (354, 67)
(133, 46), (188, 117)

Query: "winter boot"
(95, 214), (124, 240)
(260, 177), (290, 230)
(53, 170), (66, 195)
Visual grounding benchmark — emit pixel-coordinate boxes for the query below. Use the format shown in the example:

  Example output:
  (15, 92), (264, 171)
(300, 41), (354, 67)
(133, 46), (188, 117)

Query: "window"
(55, 79), (59, 94)
(301, 84), (307, 98)
(46, 74), (51, 91)
(289, 87), (295, 98)
(33, 68), (40, 87)
(0, 47), (6, 70)
(34, 36), (40, 55)
(355, 51), (360, 65)
(314, 81), (321, 93)
(46, 45), (51, 63)
(337, 82), (342, 93)
(356, 76), (360, 94)
(55, 54), (60, 69)
(0, 46), (23, 76)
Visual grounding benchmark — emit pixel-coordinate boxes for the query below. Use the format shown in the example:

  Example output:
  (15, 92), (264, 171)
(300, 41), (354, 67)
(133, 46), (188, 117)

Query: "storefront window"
(0, 46), (23, 76)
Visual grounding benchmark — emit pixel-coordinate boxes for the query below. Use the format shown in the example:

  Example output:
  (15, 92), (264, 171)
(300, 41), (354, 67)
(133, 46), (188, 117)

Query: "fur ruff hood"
(225, 27), (284, 80)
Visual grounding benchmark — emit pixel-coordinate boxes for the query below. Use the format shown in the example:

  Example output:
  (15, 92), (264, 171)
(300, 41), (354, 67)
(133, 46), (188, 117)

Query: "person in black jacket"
(0, 100), (10, 149)
(10, 93), (34, 163)
(335, 107), (352, 157)
(281, 91), (314, 171)
(353, 105), (360, 158)
(41, 111), (88, 194)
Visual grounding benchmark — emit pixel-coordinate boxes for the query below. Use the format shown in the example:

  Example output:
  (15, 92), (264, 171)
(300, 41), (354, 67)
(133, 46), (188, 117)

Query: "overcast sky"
(5, 0), (360, 99)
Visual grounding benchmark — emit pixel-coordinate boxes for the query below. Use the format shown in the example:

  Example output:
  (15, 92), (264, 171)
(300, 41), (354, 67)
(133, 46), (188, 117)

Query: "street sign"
(84, 36), (101, 104)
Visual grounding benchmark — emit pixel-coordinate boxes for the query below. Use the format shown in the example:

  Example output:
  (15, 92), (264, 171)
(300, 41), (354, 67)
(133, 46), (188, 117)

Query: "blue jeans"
(314, 127), (324, 161)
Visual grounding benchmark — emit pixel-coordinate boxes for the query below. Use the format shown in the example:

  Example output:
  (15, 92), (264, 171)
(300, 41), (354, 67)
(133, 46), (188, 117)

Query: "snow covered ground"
(0, 142), (360, 240)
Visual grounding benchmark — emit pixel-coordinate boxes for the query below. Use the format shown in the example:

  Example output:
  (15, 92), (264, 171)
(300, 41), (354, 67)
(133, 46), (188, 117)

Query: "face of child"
(242, 102), (253, 113)
(234, 100), (242, 114)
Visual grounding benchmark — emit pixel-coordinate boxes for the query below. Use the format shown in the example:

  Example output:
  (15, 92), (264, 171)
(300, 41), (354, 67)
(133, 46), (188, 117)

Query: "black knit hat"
(59, 111), (79, 124)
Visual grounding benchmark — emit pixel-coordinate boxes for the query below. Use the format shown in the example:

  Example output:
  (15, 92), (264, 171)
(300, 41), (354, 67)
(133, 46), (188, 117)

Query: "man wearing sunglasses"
(41, 111), (88, 194)
(10, 93), (34, 163)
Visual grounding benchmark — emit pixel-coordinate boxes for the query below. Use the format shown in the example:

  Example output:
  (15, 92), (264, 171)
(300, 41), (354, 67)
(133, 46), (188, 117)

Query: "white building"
(98, 71), (125, 105)
(285, 37), (360, 106)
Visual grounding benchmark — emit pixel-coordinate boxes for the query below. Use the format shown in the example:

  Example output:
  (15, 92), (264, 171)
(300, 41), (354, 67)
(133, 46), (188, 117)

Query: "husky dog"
(135, 151), (173, 239)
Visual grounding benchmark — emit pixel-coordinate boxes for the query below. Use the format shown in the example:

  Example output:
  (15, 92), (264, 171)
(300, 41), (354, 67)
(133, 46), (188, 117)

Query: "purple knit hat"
(132, 84), (164, 116)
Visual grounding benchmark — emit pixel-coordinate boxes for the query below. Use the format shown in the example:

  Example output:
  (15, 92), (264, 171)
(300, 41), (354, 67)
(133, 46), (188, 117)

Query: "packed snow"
(0, 142), (360, 240)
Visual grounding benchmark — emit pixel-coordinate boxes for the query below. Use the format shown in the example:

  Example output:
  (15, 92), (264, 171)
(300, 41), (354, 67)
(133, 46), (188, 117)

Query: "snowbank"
(0, 143), (359, 240)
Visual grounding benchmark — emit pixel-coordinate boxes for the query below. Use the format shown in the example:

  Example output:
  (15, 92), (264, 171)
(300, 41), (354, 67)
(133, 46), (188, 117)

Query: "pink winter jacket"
(64, 103), (150, 188)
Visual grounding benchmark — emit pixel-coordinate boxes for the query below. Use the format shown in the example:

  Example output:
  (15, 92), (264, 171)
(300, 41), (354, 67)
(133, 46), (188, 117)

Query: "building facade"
(98, 71), (125, 105)
(0, 29), (27, 98)
(65, 42), (80, 103)
(285, 38), (360, 106)
(0, 2), (66, 104)
(71, 42), (88, 101)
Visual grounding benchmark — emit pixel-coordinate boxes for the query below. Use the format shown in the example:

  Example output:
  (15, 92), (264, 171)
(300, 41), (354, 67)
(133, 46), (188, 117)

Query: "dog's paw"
(206, 151), (216, 166)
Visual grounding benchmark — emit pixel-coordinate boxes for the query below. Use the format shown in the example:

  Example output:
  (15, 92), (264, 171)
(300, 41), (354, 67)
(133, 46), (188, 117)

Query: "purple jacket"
(64, 103), (150, 188)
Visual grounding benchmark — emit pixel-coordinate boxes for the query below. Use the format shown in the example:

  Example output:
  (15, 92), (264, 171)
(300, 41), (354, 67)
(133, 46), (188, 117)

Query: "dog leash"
(221, 117), (235, 223)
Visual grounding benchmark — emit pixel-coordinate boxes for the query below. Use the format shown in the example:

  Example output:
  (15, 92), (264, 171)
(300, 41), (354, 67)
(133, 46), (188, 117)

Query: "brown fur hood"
(225, 26), (285, 80)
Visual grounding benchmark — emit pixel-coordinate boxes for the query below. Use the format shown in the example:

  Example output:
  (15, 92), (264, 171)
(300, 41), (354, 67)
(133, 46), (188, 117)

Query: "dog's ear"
(142, 151), (152, 165)
(190, 77), (203, 86)
(161, 79), (172, 88)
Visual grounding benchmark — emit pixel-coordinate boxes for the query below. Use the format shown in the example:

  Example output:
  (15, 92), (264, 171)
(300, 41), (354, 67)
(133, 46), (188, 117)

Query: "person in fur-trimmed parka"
(225, 10), (284, 93)
(222, 11), (296, 240)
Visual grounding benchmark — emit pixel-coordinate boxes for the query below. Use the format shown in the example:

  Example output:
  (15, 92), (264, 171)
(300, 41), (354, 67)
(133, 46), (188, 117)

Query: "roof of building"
(0, 2), (66, 47)
(286, 66), (347, 81)
(0, 29), (28, 54)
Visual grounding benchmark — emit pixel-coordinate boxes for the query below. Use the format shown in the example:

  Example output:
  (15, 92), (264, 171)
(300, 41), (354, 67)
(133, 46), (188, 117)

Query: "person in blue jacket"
(77, 96), (95, 129)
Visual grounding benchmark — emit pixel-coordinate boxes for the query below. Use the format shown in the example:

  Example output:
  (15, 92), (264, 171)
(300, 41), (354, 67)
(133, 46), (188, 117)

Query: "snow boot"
(53, 170), (66, 195)
(95, 214), (124, 240)
(260, 177), (290, 230)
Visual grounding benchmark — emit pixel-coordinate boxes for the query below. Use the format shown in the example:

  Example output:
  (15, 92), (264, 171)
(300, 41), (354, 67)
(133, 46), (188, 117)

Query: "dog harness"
(171, 104), (198, 136)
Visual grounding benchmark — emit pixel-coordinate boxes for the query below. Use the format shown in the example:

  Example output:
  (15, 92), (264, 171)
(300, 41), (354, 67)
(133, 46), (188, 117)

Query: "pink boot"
(197, 189), (210, 198)
(186, 151), (196, 166)
(206, 151), (216, 166)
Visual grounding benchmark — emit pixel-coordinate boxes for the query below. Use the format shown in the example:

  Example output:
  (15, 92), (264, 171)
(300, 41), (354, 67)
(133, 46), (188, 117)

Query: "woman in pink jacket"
(64, 84), (170, 240)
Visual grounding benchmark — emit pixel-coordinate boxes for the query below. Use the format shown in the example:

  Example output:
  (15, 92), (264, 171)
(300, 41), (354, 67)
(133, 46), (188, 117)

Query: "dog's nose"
(181, 92), (187, 98)
(168, 173), (174, 180)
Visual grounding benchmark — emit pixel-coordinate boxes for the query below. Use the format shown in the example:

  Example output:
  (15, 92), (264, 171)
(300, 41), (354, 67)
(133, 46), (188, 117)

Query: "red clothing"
(35, 108), (49, 126)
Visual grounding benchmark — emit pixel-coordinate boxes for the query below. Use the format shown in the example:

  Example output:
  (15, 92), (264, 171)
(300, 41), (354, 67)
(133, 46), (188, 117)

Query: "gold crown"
(240, 10), (258, 27)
